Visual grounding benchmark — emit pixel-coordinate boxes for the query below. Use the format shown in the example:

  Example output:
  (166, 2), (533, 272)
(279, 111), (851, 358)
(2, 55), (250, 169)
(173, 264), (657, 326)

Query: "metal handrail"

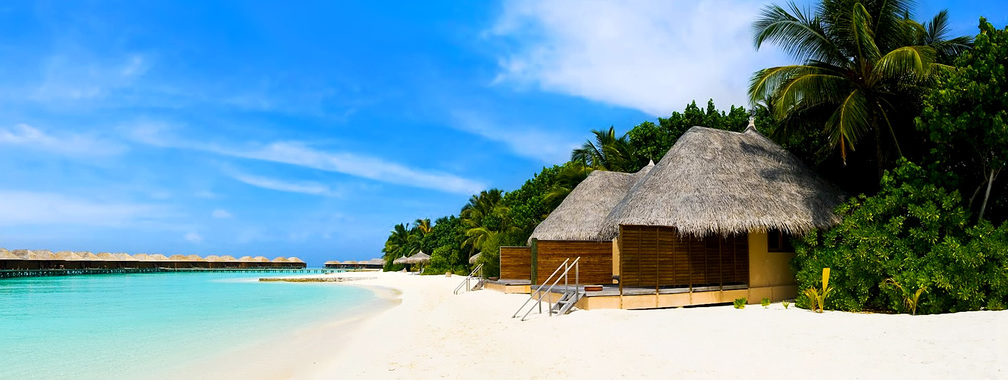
(511, 258), (569, 318)
(515, 257), (581, 321)
(453, 263), (484, 295)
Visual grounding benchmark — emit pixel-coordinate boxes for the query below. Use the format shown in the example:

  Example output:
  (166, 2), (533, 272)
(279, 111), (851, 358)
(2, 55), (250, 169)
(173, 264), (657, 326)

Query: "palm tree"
(413, 218), (432, 236)
(543, 162), (593, 211)
(382, 223), (411, 266)
(571, 126), (636, 172)
(748, 0), (970, 177)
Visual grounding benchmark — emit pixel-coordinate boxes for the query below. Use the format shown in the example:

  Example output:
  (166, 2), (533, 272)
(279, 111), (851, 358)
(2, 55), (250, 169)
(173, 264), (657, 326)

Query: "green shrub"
(782, 300), (790, 309)
(794, 160), (1008, 314)
(761, 297), (770, 308)
(733, 298), (746, 309)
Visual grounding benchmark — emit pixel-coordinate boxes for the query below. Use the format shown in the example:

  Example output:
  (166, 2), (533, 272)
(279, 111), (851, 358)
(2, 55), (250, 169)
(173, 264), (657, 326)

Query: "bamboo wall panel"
(499, 246), (531, 280)
(535, 241), (612, 285)
(619, 225), (749, 289)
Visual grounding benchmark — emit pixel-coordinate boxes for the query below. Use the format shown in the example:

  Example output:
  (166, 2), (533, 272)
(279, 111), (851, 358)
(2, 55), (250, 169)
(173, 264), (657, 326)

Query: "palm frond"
(826, 89), (870, 163)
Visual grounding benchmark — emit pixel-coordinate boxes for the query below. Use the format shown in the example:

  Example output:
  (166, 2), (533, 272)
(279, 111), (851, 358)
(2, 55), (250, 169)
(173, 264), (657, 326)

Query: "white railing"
(453, 263), (484, 295)
(511, 257), (580, 321)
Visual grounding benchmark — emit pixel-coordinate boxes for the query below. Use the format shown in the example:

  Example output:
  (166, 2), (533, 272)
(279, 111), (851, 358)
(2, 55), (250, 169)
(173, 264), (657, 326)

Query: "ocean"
(0, 272), (378, 379)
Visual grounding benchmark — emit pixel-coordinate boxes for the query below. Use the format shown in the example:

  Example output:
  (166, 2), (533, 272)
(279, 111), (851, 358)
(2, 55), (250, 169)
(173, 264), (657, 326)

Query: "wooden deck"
(482, 278), (531, 294)
(0, 267), (336, 279)
(532, 283), (797, 310)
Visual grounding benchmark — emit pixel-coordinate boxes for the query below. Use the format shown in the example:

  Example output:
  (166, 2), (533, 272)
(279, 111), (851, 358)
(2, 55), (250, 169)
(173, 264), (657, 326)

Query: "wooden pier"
(0, 267), (338, 279)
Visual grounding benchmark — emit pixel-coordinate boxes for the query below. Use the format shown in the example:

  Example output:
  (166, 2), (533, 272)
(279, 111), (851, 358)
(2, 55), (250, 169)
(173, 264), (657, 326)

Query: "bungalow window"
(767, 229), (793, 252)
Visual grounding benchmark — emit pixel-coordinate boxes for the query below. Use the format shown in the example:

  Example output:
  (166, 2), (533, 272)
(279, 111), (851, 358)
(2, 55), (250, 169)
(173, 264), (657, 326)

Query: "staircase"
(512, 257), (581, 321)
(550, 287), (582, 316)
(453, 263), (484, 295)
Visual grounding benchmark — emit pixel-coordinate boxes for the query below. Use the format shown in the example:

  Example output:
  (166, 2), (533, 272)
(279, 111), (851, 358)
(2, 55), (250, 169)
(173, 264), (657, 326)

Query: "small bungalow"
(492, 163), (653, 293)
(501, 120), (845, 309)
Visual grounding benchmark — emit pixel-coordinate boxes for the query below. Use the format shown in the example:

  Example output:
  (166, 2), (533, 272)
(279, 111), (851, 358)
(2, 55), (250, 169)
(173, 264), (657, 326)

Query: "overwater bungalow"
(501, 121), (845, 309)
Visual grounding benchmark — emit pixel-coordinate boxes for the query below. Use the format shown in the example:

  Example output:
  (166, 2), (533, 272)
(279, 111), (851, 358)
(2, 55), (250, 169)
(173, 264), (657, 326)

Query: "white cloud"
(31, 53), (148, 101)
(491, 0), (781, 116)
(212, 209), (232, 218)
(184, 231), (203, 243)
(130, 123), (486, 195)
(229, 172), (340, 197)
(451, 110), (579, 163)
(0, 124), (126, 156)
(0, 190), (153, 226)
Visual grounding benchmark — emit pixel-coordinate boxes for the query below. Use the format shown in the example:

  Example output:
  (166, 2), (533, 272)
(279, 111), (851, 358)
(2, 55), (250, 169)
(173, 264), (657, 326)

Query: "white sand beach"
(185, 272), (1007, 379)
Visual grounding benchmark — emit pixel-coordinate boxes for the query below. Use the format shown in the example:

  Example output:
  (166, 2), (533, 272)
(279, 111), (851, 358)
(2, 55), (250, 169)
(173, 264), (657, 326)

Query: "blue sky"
(1, 1), (1005, 266)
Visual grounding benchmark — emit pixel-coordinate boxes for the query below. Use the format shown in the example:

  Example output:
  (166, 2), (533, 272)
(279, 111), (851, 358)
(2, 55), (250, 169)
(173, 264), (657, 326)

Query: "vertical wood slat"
(618, 225), (751, 289)
(499, 246), (531, 280)
(534, 241), (613, 285)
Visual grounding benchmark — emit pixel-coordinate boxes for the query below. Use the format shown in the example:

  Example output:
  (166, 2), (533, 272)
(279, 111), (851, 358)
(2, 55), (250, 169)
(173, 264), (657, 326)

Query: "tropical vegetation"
(381, 2), (1007, 316)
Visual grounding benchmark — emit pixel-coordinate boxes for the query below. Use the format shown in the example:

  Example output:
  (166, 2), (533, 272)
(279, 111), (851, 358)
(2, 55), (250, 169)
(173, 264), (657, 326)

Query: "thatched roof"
(133, 253), (150, 261)
(54, 251), (74, 260)
(34, 250), (55, 260)
(0, 249), (18, 260)
(204, 255), (222, 262)
(599, 125), (845, 239)
(219, 255), (238, 262)
(115, 253), (137, 261)
(529, 163), (654, 242)
(252, 256), (270, 262)
(324, 260), (340, 265)
(238, 256), (254, 262)
(147, 254), (170, 261)
(365, 258), (384, 265)
(392, 256), (408, 265)
(272, 257), (289, 262)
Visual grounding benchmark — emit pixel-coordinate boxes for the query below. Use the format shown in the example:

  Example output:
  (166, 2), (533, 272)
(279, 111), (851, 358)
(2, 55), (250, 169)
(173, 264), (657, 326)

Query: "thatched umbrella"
(392, 255), (409, 265)
(404, 251), (431, 264)
(468, 252), (482, 265)
(529, 163), (654, 243)
(599, 125), (846, 239)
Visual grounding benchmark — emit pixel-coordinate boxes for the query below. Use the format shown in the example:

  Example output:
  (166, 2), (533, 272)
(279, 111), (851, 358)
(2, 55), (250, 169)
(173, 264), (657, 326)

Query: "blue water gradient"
(0, 272), (376, 379)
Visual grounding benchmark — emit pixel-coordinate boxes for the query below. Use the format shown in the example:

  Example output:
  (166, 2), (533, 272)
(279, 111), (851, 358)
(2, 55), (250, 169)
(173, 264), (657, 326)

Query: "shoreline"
(164, 272), (403, 380)
(173, 272), (1007, 379)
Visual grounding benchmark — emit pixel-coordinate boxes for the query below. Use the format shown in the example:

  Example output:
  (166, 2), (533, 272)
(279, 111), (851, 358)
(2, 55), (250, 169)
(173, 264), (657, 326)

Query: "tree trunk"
(979, 168), (996, 221)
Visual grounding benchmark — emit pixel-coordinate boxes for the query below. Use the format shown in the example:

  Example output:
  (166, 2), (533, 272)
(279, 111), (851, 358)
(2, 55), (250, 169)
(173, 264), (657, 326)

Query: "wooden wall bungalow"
(499, 163), (653, 286)
(498, 120), (845, 309)
(590, 123), (844, 308)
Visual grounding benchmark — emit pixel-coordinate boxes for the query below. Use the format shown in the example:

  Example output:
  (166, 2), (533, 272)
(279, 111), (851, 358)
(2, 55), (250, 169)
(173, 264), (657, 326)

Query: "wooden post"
(530, 238), (538, 286)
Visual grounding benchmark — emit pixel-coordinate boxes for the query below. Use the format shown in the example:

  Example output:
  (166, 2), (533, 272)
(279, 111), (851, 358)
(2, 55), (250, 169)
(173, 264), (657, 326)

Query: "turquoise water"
(0, 272), (377, 380)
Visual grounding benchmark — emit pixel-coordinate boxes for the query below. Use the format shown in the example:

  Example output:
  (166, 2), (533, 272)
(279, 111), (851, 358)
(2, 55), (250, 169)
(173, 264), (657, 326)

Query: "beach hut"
(324, 260), (341, 269)
(592, 123), (844, 308)
(515, 163), (654, 286)
(0, 249), (19, 270)
(286, 257), (307, 269)
(219, 255), (239, 268)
